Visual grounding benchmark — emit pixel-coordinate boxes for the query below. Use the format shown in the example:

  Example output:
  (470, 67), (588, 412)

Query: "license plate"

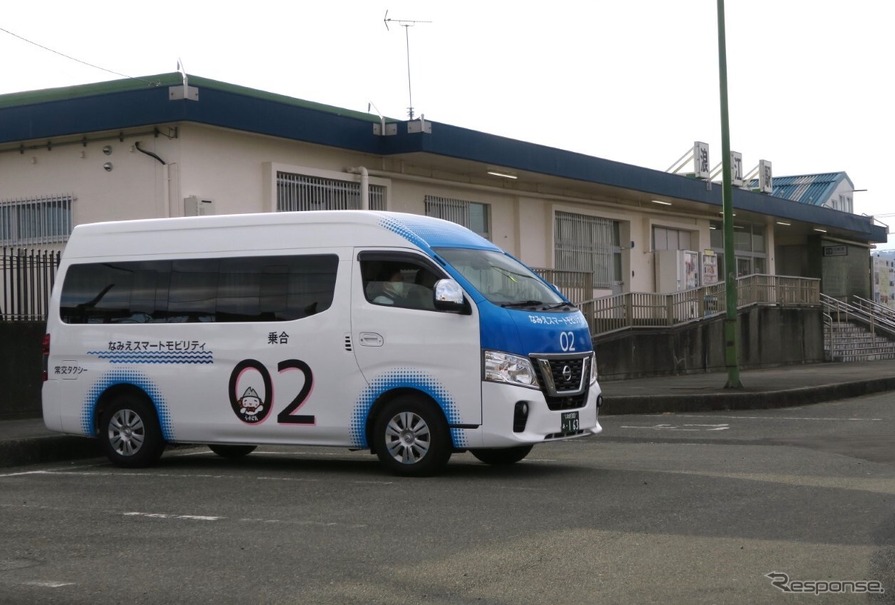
(561, 411), (579, 434)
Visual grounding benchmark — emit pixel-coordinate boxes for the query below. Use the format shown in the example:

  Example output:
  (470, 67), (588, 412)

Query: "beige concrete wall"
(0, 134), (167, 225)
(1, 121), (762, 298)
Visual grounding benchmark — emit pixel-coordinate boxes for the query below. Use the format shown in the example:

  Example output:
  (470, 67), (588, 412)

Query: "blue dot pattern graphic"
(81, 369), (173, 440)
(351, 368), (466, 449)
(378, 215), (500, 252)
(379, 216), (433, 252)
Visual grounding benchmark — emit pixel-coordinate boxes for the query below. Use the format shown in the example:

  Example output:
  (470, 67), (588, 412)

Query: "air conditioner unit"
(184, 196), (215, 216)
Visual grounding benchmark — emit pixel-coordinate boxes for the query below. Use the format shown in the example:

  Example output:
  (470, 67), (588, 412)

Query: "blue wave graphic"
(87, 351), (214, 364)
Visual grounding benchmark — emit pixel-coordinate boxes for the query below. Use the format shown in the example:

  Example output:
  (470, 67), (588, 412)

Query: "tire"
(470, 445), (533, 465)
(99, 394), (165, 468)
(373, 395), (452, 477)
(209, 444), (257, 459)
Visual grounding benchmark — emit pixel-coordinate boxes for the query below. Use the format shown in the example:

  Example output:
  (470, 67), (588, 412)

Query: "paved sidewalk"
(3, 359), (895, 468)
(600, 358), (895, 414)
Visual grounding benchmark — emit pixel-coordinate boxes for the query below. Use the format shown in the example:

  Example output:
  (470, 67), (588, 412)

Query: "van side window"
(59, 254), (338, 324)
(361, 259), (443, 311)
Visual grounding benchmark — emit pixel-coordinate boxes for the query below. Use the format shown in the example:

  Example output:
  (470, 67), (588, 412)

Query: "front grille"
(544, 429), (590, 440)
(543, 393), (587, 411)
(531, 353), (590, 411)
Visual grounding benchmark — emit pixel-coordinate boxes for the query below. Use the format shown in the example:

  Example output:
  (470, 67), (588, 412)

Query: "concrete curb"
(601, 378), (895, 415)
(0, 435), (101, 468)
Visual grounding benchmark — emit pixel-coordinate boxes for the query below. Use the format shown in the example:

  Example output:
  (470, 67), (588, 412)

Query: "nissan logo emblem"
(561, 365), (573, 382)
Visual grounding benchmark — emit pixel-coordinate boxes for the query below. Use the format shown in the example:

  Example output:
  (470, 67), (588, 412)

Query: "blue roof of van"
(0, 73), (885, 243)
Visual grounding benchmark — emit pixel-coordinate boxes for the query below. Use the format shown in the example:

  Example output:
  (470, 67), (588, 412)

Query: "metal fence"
(1, 247), (61, 321)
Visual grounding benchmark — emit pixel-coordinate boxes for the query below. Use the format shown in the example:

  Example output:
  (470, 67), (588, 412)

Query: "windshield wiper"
(500, 300), (547, 309)
(543, 301), (574, 310)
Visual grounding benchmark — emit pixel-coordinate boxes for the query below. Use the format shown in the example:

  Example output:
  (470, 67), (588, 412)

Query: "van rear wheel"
(99, 394), (165, 468)
(470, 445), (533, 465)
(373, 395), (451, 477)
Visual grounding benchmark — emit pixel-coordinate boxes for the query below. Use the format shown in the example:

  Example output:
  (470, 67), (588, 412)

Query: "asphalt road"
(1, 393), (893, 604)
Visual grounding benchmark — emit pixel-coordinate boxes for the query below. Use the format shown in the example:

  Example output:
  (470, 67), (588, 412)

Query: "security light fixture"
(486, 170), (517, 180)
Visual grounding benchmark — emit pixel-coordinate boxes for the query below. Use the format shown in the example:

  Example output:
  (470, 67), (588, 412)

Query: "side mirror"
(433, 279), (470, 314)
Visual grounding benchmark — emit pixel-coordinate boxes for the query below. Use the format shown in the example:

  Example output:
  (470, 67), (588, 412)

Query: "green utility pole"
(716, 0), (742, 389)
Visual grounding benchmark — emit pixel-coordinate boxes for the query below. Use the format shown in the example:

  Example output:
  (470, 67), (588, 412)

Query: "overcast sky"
(3, 1), (892, 248)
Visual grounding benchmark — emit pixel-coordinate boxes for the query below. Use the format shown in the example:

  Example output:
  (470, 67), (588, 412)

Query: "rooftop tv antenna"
(384, 10), (431, 119)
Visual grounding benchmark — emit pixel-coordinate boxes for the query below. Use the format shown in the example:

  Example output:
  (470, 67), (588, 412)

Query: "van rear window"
(59, 255), (338, 324)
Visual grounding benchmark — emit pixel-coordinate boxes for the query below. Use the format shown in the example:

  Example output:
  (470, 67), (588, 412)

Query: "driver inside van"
(373, 267), (406, 305)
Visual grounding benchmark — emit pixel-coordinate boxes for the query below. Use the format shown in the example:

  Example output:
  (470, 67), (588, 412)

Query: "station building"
(0, 72), (886, 303)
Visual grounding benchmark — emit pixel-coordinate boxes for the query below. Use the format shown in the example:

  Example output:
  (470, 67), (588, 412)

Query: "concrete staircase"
(825, 321), (895, 362)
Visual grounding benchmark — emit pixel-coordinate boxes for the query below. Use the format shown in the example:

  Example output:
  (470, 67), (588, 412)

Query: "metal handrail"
(852, 295), (895, 329)
(580, 274), (820, 337)
(820, 292), (895, 340)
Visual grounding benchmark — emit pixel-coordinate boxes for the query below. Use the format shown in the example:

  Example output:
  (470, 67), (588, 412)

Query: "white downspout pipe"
(349, 166), (370, 210)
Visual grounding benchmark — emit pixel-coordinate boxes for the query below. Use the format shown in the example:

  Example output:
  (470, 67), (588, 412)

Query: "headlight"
(590, 351), (599, 385)
(483, 350), (540, 389)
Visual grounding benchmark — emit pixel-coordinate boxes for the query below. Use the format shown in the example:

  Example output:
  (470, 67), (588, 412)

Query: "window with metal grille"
(554, 211), (621, 289)
(0, 195), (73, 245)
(424, 195), (491, 240)
(276, 172), (385, 212)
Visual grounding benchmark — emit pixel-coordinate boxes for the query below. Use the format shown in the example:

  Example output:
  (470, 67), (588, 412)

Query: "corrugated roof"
(750, 172), (852, 206)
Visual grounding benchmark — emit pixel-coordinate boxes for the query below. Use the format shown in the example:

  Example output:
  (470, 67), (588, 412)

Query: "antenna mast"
(384, 10), (431, 119)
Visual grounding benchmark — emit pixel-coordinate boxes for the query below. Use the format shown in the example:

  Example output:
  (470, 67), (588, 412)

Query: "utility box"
(184, 196), (215, 216)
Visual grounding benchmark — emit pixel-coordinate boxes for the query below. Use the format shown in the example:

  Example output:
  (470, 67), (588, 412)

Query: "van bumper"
(41, 380), (64, 432)
(467, 381), (602, 449)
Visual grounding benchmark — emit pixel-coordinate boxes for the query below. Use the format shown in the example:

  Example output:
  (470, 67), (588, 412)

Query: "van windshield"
(435, 248), (567, 309)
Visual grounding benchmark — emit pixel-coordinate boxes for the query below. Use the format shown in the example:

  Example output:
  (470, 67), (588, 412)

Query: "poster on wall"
(702, 249), (718, 285)
(683, 250), (700, 289)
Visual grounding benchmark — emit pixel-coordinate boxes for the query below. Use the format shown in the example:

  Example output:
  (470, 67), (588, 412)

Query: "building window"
(653, 226), (693, 251)
(835, 194), (852, 213)
(424, 196), (490, 240)
(554, 211), (622, 289)
(0, 194), (73, 245)
(709, 221), (767, 277)
(276, 172), (386, 212)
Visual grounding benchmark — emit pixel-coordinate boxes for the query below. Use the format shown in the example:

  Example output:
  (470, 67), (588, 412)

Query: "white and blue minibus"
(42, 211), (602, 475)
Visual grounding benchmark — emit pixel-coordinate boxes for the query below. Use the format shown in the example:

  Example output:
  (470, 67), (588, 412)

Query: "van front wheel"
(373, 396), (451, 477)
(99, 395), (165, 468)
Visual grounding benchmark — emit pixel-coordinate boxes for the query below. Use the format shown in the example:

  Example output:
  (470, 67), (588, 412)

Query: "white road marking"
(670, 414), (883, 422)
(123, 512), (222, 521)
(619, 423), (730, 432)
(0, 470), (53, 478)
(0, 468), (394, 485)
(22, 581), (76, 588)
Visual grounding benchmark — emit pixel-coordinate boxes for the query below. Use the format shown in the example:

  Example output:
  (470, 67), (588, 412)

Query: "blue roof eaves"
(734, 187), (885, 242)
(0, 86), (184, 142)
(0, 75), (884, 243)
